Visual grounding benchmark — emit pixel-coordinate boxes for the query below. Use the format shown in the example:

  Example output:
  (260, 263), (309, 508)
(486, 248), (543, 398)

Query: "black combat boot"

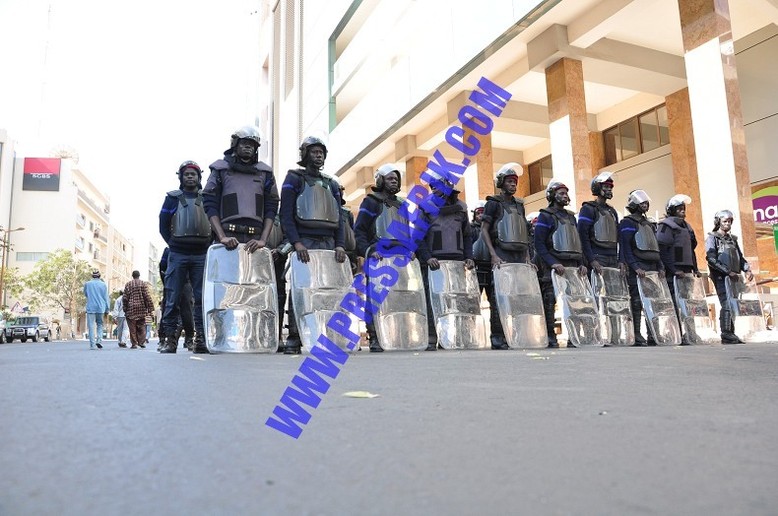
(183, 331), (194, 352)
(367, 327), (383, 353)
(158, 333), (177, 354)
(193, 332), (210, 354)
(720, 310), (742, 344)
(632, 309), (647, 346)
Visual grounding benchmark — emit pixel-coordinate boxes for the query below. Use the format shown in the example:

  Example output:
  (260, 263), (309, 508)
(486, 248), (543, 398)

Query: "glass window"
(16, 252), (49, 262)
(619, 119), (639, 160)
(639, 110), (660, 152)
(604, 127), (620, 165)
(657, 105), (670, 145)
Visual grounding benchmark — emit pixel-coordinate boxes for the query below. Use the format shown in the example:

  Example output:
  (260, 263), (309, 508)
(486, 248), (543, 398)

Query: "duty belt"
(225, 223), (263, 235)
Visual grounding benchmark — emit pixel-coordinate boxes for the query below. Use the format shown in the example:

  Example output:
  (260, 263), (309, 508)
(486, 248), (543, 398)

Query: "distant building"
(0, 151), (134, 338)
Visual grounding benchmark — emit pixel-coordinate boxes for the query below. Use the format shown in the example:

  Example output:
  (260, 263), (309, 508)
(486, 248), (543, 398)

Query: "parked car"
(4, 316), (51, 343)
(0, 319), (6, 344)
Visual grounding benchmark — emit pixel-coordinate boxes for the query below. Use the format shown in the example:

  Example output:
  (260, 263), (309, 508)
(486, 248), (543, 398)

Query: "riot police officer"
(418, 179), (474, 350)
(480, 163), (532, 350)
(578, 172), (621, 274)
(534, 180), (587, 348)
(279, 135), (347, 354)
(657, 194), (700, 326)
(618, 190), (665, 346)
(334, 180), (358, 274)
(705, 210), (754, 344)
(470, 201), (491, 295)
(353, 164), (409, 352)
(203, 126), (279, 253)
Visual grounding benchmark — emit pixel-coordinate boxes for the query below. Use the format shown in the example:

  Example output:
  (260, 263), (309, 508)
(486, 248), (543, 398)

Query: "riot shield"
(290, 250), (358, 353)
(372, 257), (428, 351)
(591, 267), (634, 346)
(636, 272), (682, 345)
(493, 263), (547, 348)
(673, 275), (718, 344)
(551, 268), (603, 347)
(203, 244), (278, 353)
(725, 275), (766, 341)
(428, 260), (488, 350)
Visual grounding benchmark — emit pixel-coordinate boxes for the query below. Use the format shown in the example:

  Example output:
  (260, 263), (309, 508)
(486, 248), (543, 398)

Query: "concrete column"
(461, 125), (496, 202)
(404, 157), (428, 194)
(545, 57), (593, 210)
(677, 0), (757, 267)
(666, 87), (707, 269)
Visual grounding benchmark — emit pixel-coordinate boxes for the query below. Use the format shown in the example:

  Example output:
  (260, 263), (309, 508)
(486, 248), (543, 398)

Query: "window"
(16, 252), (49, 262)
(89, 221), (94, 231)
(527, 156), (553, 195)
(76, 213), (86, 227)
(75, 237), (84, 250)
(603, 104), (669, 165)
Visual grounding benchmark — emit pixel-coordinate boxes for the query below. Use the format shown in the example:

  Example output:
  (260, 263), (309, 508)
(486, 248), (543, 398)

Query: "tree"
(0, 266), (26, 309)
(23, 249), (92, 322)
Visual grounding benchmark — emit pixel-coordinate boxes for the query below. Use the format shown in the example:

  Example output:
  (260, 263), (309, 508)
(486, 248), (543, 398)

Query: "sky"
(0, 0), (263, 262)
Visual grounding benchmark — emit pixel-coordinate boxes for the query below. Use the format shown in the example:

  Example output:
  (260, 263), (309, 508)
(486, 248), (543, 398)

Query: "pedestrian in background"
(111, 291), (127, 348)
(122, 270), (154, 349)
(83, 269), (110, 350)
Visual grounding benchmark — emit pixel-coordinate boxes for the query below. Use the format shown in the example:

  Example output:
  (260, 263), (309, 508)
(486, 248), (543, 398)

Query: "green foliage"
(0, 267), (25, 308)
(23, 249), (92, 318)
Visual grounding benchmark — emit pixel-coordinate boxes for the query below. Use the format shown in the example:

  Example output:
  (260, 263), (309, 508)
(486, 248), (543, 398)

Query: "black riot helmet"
(297, 136), (328, 166)
(590, 171), (614, 196)
(177, 160), (202, 185)
(545, 180), (569, 204)
(231, 125), (261, 149)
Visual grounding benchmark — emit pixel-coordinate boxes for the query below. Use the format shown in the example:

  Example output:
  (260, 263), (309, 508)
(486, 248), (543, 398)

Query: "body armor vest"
(583, 201), (618, 249)
(168, 190), (211, 247)
(426, 201), (467, 258)
(713, 232), (742, 274)
(341, 207), (357, 253)
(657, 217), (695, 267)
(293, 171), (340, 230)
(628, 214), (660, 261)
(544, 208), (582, 261)
(471, 223), (491, 262)
(491, 197), (529, 251)
(210, 160), (271, 225)
(373, 194), (407, 241)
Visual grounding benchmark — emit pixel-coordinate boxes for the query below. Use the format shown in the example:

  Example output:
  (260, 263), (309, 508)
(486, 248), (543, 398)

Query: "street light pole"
(0, 226), (26, 309)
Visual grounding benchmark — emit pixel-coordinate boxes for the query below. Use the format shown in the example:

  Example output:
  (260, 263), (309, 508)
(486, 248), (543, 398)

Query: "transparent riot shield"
(428, 260), (488, 350)
(673, 275), (718, 344)
(636, 272), (682, 345)
(203, 244), (278, 353)
(725, 275), (766, 341)
(493, 263), (547, 348)
(290, 250), (358, 353)
(591, 267), (634, 346)
(373, 258), (428, 351)
(551, 268), (603, 347)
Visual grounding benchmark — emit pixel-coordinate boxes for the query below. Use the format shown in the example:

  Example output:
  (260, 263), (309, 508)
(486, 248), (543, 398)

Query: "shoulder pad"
(209, 160), (229, 171)
(255, 161), (272, 173)
(166, 189), (183, 197)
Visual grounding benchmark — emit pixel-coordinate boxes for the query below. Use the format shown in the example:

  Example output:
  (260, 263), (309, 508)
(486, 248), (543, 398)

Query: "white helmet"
(494, 162), (523, 188)
(666, 194), (692, 216)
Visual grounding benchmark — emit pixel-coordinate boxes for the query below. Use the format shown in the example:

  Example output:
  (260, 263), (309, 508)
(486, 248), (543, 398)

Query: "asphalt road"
(2, 338), (778, 516)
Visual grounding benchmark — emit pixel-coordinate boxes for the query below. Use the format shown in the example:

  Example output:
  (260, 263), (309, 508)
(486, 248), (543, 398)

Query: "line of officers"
(158, 125), (753, 355)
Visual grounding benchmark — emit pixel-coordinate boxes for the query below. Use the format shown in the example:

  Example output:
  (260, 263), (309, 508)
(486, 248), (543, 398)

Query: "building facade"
(0, 153), (134, 337)
(258, 0), (778, 287)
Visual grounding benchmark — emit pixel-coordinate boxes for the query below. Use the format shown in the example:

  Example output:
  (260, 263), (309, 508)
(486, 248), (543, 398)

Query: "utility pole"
(0, 227), (26, 308)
